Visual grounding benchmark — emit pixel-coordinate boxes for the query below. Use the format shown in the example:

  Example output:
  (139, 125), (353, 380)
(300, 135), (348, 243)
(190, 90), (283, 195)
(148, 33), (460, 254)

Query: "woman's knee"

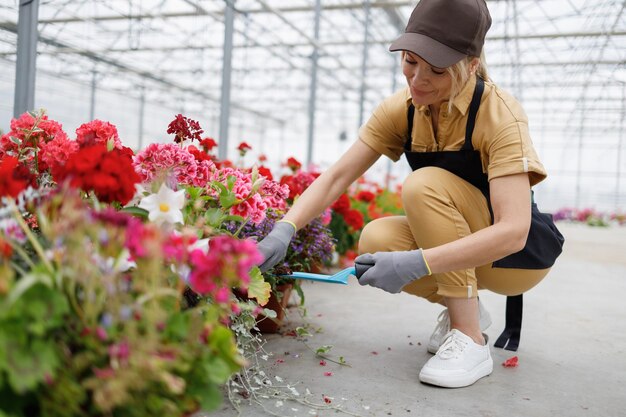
(358, 216), (416, 254)
(402, 167), (437, 204)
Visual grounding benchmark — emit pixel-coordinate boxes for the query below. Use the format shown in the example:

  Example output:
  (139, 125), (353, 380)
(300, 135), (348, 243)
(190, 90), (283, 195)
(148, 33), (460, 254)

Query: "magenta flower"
(188, 236), (263, 300)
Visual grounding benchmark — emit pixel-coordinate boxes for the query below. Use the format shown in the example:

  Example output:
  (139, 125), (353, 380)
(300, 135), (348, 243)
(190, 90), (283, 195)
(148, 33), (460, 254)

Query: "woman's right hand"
(256, 221), (296, 272)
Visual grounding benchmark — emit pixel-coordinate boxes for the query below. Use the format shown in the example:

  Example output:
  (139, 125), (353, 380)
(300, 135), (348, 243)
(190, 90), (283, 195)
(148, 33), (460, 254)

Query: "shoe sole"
(427, 332), (489, 354)
(419, 358), (493, 388)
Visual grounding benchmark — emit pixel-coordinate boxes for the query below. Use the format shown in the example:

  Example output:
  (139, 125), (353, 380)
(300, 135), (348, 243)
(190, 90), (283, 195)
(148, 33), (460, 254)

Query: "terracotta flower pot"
(255, 283), (293, 334)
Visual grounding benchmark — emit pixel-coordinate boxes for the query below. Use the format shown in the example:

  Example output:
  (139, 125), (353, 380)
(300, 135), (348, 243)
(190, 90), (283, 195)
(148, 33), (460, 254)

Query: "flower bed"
(553, 207), (626, 227)
(0, 111), (334, 416)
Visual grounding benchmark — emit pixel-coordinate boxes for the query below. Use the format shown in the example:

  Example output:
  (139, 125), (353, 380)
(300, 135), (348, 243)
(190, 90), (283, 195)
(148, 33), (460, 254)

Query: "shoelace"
(433, 309), (450, 337)
(437, 333), (468, 359)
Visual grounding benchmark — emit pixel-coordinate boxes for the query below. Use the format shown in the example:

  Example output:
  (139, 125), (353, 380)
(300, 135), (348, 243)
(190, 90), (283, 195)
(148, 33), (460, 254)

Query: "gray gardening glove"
(355, 249), (430, 294)
(256, 221), (296, 272)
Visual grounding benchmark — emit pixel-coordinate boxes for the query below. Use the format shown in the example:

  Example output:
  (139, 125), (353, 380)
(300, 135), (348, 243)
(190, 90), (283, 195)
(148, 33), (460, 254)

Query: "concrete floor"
(211, 223), (626, 417)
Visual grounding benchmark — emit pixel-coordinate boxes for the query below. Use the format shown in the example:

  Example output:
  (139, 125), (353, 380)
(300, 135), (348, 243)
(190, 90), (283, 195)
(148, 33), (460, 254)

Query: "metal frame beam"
(13, 0), (39, 117)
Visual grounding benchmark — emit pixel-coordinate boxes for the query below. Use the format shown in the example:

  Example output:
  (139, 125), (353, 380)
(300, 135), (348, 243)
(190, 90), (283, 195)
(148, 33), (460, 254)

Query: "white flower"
(139, 183), (185, 225)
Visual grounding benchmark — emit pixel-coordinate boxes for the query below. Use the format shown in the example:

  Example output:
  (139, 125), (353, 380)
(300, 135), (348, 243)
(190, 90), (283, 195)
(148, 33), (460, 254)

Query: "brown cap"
(389, 0), (491, 68)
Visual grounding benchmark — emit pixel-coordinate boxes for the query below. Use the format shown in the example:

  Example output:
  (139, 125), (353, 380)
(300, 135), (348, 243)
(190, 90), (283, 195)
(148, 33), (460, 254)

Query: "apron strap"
(494, 294), (523, 351)
(404, 104), (415, 151)
(463, 76), (484, 151)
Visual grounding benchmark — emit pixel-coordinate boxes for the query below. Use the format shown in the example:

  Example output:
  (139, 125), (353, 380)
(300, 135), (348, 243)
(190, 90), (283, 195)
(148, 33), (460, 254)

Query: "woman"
(256, 0), (563, 388)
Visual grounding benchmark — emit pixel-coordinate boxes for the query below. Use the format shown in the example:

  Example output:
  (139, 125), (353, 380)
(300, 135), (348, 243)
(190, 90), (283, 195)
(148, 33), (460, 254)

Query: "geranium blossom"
(280, 171), (318, 201)
(0, 112), (68, 157)
(54, 145), (140, 205)
(285, 156), (302, 172)
(139, 183), (185, 225)
(0, 156), (32, 198)
(133, 143), (215, 188)
(39, 135), (79, 176)
(75, 120), (122, 149)
(188, 235), (262, 299)
(167, 114), (203, 143)
(199, 137), (217, 152)
(237, 142), (252, 156)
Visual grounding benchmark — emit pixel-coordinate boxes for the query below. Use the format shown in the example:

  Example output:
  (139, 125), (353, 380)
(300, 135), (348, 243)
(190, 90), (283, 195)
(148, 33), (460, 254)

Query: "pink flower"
(188, 236), (263, 300)
(320, 207), (332, 225)
(259, 180), (289, 211)
(0, 112), (68, 155)
(39, 135), (79, 176)
(133, 143), (215, 188)
(93, 367), (116, 379)
(96, 326), (108, 341)
(207, 167), (286, 224)
(76, 120), (122, 149)
(125, 219), (153, 259)
(109, 341), (130, 362)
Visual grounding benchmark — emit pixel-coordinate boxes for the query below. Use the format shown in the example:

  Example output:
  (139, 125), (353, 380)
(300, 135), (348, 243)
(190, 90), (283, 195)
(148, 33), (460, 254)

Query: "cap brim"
(389, 32), (466, 68)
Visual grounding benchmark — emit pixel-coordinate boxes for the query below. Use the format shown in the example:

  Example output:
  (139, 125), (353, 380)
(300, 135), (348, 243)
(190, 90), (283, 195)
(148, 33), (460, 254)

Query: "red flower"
(285, 156), (302, 172)
(187, 145), (213, 163)
(55, 145), (140, 205)
(237, 142), (252, 157)
(237, 142), (252, 152)
(279, 171), (317, 200)
(502, 356), (519, 368)
(343, 208), (364, 231)
(331, 193), (351, 214)
(1, 112), (68, 153)
(76, 120), (122, 149)
(258, 154), (268, 162)
(200, 137), (218, 152)
(0, 157), (31, 198)
(257, 165), (273, 181)
(356, 190), (376, 202)
(167, 114), (204, 143)
(0, 236), (12, 259)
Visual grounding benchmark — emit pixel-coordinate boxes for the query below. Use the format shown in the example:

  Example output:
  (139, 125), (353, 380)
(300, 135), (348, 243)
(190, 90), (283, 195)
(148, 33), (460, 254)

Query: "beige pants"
(358, 167), (549, 302)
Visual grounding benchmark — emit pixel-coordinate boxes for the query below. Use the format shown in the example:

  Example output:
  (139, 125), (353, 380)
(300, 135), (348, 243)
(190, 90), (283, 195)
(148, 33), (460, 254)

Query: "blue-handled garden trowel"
(280, 262), (373, 285)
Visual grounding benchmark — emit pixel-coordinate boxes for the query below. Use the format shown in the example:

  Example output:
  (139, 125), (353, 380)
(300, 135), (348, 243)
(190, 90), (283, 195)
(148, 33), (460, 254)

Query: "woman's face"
(402, 51), (452, 108)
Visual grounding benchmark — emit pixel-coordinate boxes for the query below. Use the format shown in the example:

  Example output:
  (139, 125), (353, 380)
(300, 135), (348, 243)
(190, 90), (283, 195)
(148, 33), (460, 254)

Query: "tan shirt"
(359, 76), (547, 186)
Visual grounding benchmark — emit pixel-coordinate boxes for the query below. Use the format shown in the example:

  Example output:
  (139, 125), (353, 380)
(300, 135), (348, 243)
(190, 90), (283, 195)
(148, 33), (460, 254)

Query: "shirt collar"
(404, 76), (478, 116)
(452, 76), (477, 116)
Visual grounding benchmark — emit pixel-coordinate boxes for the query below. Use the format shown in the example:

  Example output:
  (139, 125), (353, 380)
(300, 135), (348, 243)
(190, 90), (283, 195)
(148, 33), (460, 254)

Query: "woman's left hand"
(355, 249), (430, 293)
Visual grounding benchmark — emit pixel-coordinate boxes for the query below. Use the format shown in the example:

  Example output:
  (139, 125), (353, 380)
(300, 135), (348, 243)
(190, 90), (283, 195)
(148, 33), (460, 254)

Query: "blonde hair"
(446, 51), (490, 111)
(400, 50), (490, 111)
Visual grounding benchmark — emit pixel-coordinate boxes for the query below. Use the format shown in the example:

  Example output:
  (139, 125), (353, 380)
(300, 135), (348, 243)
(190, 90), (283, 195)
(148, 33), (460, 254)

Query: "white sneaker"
(419, 329), (493, 388)
(426, 299), (492, 354)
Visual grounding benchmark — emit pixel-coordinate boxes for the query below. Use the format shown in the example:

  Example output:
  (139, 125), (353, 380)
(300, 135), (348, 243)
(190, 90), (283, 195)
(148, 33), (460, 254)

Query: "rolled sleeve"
(485, 120), (547, 186)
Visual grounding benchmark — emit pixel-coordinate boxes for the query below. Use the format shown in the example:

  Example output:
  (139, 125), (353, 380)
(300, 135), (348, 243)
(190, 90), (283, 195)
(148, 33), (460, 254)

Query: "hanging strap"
(404, 104), (415, 151)
(494, 294), (523, 351)
(463, 77), (484, 151)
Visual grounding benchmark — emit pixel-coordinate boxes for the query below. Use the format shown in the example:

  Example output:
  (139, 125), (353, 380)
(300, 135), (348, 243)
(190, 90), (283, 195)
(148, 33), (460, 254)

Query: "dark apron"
(404, 77), (564, 350)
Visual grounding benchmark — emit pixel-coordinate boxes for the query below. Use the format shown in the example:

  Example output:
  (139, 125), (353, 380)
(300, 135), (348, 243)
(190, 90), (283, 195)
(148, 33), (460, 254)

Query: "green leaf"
(119, 206), (149, 219)
(245, 268), (271, 306)
(6, 339), (59, 393)
(190, 381), (222, 412)
(261, 308), (277, 319)
(164, 312), (190, 341)
(295, 326), (311, 337)
(7, 273), (53, 307)
(204, 208), (225, 227)
(315, 345), (333, 355)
